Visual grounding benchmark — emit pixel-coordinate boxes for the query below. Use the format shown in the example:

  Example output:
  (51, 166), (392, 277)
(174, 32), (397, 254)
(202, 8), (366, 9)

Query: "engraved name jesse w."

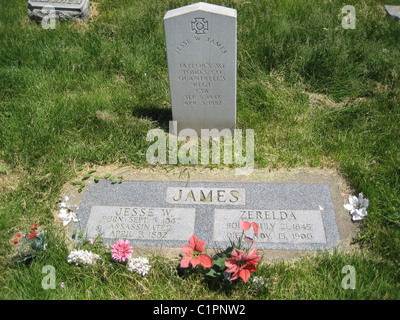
(88, 206), (196, 241)
(175, 37), (228, 55)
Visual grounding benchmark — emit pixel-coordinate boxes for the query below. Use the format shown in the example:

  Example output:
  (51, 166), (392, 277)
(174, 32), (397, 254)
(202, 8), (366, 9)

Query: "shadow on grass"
(176, 264), (237, 298)
(133, 105), (172, 131)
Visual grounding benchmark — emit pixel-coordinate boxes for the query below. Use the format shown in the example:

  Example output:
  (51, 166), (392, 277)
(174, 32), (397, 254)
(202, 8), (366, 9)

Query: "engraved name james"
(166, 187), (245, 205)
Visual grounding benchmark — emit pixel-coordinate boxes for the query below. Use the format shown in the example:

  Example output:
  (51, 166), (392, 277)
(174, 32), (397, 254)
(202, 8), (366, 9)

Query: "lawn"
(0, 0), (399, 300)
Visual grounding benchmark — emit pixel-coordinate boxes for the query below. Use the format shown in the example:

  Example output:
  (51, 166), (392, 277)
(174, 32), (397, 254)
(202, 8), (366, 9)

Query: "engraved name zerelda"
(239, 210), (297, 220)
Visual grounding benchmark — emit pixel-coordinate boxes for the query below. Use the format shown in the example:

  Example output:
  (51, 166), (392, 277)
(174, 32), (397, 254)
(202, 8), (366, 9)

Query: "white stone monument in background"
(28, 0), (90, 21)
(164, 2), (237, 135)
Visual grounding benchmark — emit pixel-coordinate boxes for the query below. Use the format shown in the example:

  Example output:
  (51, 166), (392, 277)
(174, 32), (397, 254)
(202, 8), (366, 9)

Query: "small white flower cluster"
(127, 257), (151, 276)
(67, 249), (101, 266)
(59, 196), (79, 226)
(251, 276), (270, 288)
(343, 192), (369, 221)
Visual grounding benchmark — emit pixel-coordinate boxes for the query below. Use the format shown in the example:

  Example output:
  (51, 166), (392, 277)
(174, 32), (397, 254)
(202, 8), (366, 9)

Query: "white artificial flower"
(344, 192), (369, 221)
(60, 211), (79, 226)
(127, 257), (151, 276)
(252, 276), (269, 286)
(59, 196), (79, 226)
(67, 249), (101, 266)
(248, 276), (270, 290)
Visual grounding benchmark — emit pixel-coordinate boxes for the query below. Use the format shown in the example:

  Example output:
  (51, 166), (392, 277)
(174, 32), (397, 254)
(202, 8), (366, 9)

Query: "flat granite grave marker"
(28, 0), (90, 21)
(164, 2), (237, 135)
(73, 180), (341, 251)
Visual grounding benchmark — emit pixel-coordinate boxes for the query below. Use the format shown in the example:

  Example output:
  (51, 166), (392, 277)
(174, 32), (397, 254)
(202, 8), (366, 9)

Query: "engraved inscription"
(213, 209), (327, 244)
(86, 206), (195, 241)
(166, 187), (245, 205)
(206, 38), (227, 54)
(175, 39), (192, 55)
(175, 38), (227, 55)
(178, 62), (225, 107)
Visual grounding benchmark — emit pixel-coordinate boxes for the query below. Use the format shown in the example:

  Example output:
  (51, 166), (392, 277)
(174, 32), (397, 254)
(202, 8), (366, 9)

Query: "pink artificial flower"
(225, 248), (262, 283)
(240, 220), (259, 236)
(60, 282), (64, 289)
(239, 220), (251, 231)
(244, 236), (255, 244)
(111, 239), (133, 262)
(180, 235), (212, 269)
(251, 222), (259, 236)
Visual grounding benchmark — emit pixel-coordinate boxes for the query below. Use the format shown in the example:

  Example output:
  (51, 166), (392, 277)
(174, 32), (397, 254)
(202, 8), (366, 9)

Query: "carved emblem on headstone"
(191, 18), (208, 34)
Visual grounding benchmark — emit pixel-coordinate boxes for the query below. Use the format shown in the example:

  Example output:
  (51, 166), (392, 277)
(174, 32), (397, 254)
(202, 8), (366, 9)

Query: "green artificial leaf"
(104, 173), (111, 179)
(71, 181), (84, 186)
(94, 236), (104, 244)
(82, 173), (91, 180)
(205, 268), (218, 277)
(213, 256), (227, 270)
(78, 184), (85, 193)
(94, 177), (100, 183)
(88, 169), (96, 174)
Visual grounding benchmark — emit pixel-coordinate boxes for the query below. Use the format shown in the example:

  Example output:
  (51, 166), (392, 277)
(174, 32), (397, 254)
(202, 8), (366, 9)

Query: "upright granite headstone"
(164, 2), (237, 135)
(28, 0), (90, 21)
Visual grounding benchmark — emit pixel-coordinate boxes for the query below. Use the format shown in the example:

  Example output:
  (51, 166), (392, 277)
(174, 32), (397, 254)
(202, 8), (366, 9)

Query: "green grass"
(1, 0), (400, 299)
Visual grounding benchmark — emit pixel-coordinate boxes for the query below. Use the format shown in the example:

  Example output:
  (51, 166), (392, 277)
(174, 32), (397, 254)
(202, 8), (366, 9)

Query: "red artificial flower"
(180, 235), (212, 269)
(239, 220), (259, 236)
(239, 220), (251, 231)
(17, 233), (22, 237)
(13, 238), (19, 244)
(28, 231), (37, 239)
(225, 248), (262, 283)
(244, 236), (255, 244)
(30, 223), (39, 230)
(251, 222), (259, 236)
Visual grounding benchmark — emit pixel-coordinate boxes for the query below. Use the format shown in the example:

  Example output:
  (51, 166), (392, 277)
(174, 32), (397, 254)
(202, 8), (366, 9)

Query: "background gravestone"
(385, 5), (400, 20)
(164, 2), (237, 135)
(28, 0), (90, 21)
